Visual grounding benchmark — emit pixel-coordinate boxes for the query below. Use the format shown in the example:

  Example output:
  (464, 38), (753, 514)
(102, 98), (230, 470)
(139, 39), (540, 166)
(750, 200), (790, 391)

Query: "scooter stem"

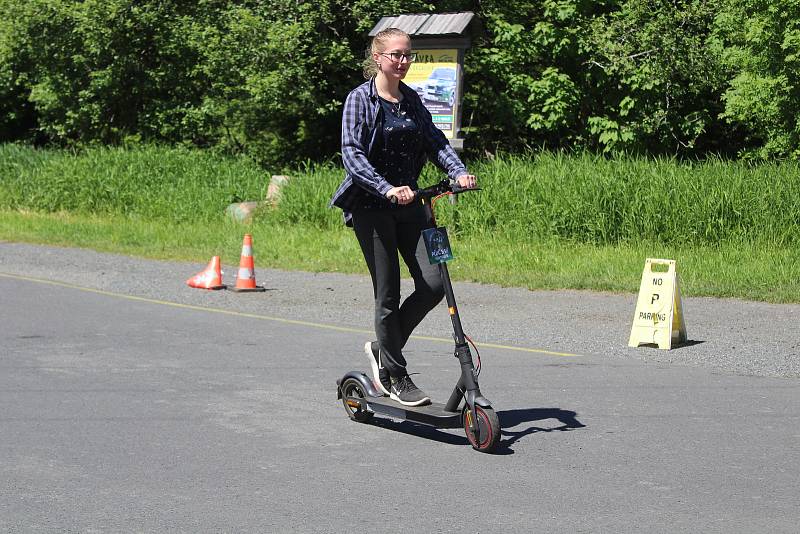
(419, 186), (492, 414)
(438, 262), (466, 345)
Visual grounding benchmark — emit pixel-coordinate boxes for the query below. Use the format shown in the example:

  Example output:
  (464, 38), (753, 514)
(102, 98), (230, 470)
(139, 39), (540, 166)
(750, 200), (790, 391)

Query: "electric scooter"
(336, 179), (501, 453)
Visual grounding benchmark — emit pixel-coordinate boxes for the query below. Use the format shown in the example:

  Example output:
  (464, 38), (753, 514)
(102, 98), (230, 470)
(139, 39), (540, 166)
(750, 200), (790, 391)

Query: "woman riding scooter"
(330, 27), (477, 406)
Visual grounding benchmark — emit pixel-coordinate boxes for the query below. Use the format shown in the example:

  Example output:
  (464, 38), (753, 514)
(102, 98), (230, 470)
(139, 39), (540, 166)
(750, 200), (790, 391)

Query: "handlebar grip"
(388, 180), (478, 203)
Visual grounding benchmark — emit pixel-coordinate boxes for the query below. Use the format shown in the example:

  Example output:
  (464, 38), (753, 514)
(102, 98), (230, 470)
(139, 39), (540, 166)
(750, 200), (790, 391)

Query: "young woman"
(330, 28), (476, 406)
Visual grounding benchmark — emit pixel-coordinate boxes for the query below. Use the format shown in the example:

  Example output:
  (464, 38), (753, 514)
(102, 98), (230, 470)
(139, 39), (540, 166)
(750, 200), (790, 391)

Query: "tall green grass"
(434, 153), (800, 245)
(0, 144), (268, 222)
(3, 144), (798, 246)
(270, 151), (800, 246)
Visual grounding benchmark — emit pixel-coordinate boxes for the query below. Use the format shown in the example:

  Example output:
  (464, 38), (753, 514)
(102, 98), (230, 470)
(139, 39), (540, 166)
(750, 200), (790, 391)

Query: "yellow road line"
(0, 271), (580, 357)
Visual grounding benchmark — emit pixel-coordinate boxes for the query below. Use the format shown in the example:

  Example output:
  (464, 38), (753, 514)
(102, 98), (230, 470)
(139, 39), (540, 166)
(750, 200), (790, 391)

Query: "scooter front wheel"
(340, 377), (373, 423)
(463, 405), (500, 452)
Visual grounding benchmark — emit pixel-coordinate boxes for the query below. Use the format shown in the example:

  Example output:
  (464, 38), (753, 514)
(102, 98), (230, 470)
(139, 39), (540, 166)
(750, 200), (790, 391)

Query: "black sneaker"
(390, 374), (431, 407)
(364, 341), (391, 396)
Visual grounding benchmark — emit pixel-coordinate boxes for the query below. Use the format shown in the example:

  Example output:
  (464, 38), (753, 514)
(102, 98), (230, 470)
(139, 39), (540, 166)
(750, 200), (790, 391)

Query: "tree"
(714, 0), (800, 159)
(0, 0), (795, 162)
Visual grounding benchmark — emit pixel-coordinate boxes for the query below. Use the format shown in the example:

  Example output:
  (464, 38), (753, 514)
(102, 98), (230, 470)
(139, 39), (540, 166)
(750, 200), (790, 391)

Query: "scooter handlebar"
(388, 179), (480, 203)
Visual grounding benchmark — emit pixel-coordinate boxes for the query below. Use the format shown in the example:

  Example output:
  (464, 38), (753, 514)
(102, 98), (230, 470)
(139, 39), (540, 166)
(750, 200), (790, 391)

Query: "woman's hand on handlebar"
(386, 185), (415, 205)
(455, 174), (478, 190)
(388, 176), (477, 203)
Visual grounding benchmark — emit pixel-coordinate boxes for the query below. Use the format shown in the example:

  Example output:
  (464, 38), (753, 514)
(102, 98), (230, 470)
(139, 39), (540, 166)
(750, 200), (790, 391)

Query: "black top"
(356, 96), (422, 209)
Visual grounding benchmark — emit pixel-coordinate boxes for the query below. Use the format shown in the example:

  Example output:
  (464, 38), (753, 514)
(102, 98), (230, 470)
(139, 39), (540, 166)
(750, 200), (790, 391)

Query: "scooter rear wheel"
(463, 405), (500, 452)
(340, 377), (373, 423)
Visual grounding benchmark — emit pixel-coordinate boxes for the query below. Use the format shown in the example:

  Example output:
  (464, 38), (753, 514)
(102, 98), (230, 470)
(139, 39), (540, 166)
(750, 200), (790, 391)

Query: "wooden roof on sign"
(368, 12), (476, 37)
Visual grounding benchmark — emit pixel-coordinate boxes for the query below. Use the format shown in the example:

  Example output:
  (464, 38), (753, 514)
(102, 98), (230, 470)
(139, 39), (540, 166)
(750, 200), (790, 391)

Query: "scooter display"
(336, 180), (500, 453)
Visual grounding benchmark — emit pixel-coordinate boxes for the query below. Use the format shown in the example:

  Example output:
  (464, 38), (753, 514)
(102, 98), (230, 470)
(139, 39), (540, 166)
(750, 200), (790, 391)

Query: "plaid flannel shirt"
(330, 77), (468, 225)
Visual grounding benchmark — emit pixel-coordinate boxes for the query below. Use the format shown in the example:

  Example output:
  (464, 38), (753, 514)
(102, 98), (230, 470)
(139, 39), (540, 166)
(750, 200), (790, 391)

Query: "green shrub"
(2, 0), (798, 162)
(714, 0), (800, 159)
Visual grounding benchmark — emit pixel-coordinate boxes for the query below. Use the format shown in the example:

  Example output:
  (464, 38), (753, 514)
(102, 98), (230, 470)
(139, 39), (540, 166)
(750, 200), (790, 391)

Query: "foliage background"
(1, 0), (798, 165)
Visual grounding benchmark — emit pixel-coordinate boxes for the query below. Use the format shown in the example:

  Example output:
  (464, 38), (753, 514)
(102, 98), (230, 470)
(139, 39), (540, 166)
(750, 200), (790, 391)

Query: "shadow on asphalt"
(498, 408), (586, 450)
(364, 407), (585, 455)
(369, 418), (472, 446)
(634, 339), (705, 350)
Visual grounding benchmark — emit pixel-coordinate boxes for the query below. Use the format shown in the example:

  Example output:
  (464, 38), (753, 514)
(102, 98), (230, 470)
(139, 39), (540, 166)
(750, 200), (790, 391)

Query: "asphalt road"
(1, 243), (799, 532)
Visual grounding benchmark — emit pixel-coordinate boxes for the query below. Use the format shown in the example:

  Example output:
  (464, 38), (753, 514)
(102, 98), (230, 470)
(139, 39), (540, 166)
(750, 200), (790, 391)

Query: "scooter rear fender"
(336, 371), (382, 399)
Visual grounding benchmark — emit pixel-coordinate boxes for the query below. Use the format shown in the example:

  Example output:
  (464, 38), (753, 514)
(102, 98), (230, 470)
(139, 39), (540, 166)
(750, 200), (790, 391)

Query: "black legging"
(352, 202), (445, 378)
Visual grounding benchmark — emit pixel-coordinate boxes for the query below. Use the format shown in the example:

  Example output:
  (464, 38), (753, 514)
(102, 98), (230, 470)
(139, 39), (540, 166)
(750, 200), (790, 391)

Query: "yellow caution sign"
(628, 258), (687, 350)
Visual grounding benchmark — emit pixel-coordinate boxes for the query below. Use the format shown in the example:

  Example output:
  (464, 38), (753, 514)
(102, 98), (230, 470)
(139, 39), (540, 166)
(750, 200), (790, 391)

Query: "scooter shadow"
(366, 407), (585, 455)
(498, 408), (585, 450)
(369, 418), (475, 448)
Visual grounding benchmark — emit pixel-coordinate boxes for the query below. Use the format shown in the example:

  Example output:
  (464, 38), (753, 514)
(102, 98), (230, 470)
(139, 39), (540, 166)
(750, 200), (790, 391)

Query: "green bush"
(0, 1), (798, 162)
(714, 0), (800, 159)
(0, 0), (437, 166)
(466, 1), (743, 156)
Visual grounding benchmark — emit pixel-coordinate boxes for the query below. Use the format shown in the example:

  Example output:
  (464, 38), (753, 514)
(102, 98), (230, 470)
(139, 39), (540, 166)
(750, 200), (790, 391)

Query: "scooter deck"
(338, 371), (463, 429)
(364, 396), (463, 429)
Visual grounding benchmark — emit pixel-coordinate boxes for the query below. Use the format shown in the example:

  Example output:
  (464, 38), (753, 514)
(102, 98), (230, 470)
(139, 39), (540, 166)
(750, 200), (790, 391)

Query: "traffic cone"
(232, 234), (266, 292)
(186, 256), (225, 290)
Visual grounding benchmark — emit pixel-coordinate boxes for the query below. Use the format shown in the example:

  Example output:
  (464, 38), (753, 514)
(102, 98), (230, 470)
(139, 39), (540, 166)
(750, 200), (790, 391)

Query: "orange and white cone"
(186, 256), (225, 290)
(232, 234), (266, 292)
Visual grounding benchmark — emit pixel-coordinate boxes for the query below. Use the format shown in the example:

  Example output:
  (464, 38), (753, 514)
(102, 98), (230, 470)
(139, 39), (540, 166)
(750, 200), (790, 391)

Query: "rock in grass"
(225, 175), (291, 222)
(225, 201), (263, 222)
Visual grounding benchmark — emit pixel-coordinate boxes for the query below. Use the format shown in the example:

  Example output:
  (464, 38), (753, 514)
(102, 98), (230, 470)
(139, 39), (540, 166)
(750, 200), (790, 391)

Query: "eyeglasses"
(380, 52), (417, 63)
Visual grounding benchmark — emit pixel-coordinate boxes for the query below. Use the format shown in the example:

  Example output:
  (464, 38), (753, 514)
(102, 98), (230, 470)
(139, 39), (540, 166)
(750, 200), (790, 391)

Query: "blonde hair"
(362, 27), (411, 79)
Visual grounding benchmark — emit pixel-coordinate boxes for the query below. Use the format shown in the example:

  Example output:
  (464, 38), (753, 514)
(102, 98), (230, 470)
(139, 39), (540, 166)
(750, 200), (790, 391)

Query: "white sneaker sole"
(389, 392), (431, 407)
(364, 342), (390, 396)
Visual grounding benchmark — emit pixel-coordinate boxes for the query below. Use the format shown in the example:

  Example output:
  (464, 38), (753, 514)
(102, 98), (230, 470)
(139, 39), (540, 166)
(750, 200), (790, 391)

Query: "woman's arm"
(341, 90), (393, 199)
